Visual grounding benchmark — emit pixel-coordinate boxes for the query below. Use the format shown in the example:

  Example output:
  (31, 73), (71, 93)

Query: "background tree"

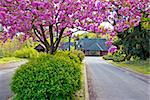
(114, 15), (150, 60)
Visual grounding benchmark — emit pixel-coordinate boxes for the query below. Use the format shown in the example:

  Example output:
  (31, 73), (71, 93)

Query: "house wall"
(84, 50), (108, 56)
(84, 51), (100, 56)
(100, 51), (108, 56)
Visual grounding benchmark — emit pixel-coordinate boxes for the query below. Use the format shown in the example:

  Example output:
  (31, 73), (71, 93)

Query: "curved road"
(0, 61), (27, 100)
(85, 57), (150, 100)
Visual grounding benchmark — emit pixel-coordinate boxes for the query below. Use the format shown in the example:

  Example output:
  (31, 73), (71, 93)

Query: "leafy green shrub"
(55, 51), (80, 63)
(71, 50), (85, 62)
(0, 48), (4, 58)
(112, 51), (125, 62)
(0, 57), (23, 64)
(103, 54), (113, 60)
(113, 55), (125, 62)
(0, 39), (24, 57)
(11, 54), (82, 100)
(130, 56), (141, 61)
(14, 48), (39, 59)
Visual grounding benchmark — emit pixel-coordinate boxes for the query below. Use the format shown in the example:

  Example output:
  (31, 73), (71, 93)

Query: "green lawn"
(108, 59), (150, 75)
(0, 57), (24, 64)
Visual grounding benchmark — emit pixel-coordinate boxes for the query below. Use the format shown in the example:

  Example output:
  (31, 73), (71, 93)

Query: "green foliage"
(103, 50), (125, 62)
(0, 39), (22, 57)
(114, 16), (150, 60)
(103, 54), (113, 60)
(14, 48), (39, 59)
(11, 54), (82, 100)
(0, 57), (23, 64)
(130, 56), (141, 61)
(112, 55), (125, 62)
(70, 50), (85, 62)
(0, 36), (37, 57)
(110, 58), (150, 74)
(55, 51), (81, 63)
(112, 51), (125, 62)
(0, 48), (4, 58)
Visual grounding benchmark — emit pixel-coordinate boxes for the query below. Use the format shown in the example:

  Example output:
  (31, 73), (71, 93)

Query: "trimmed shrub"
(71, 50), (85, 62)
(11, 54), (82, 100)
(14, 48), (39, 59)
(55, 51), (80, 63)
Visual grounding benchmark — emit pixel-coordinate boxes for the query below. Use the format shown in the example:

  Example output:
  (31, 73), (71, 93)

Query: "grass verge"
(107, 59), (150, 75)
(75, 63), (86, 100)
(0, 57), (24, 64)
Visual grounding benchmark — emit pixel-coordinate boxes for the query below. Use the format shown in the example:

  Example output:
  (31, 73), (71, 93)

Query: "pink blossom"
(6, 0), (13, 3)
(110, 31), (116, 37)
(108, 45), (117, 53)
(0, 0), (148, 45)
(105, 41), (113, 46)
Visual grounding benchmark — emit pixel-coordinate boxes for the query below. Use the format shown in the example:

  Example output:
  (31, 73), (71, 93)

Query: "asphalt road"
(0, 61), (27, 100)
(85, 57), (150, 100)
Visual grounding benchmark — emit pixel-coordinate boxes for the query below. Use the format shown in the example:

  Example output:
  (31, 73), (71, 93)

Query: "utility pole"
(68, 36), (71, 51)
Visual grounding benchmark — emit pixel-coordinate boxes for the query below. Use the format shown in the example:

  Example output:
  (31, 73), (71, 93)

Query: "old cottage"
(77, 38), (108, 56)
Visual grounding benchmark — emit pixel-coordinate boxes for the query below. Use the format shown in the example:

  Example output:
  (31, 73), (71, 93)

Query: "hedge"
(55, 51), (80, 64)
(55, 50), (85, 63)
(70, 50), (85, 63)
(11, 54), (82, 100)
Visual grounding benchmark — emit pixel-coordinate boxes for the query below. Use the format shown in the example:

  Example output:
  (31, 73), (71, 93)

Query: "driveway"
(0, 61), (27, 100)
(85, 57), (150, 100)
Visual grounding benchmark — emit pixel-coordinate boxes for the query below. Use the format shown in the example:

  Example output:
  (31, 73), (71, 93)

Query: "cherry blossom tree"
(0, 0), (149, 54)
(97, 0), (149, 53)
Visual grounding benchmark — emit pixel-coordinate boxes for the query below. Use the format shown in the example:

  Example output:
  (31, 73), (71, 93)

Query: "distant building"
(77, 38), (108, 56)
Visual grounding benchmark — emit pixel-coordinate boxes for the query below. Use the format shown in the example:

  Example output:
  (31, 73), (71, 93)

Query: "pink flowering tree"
(0, 0), (149, 54)
(97, 0), (149, 53)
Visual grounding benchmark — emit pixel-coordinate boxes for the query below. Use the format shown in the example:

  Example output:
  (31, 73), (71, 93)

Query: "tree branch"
(33, 27), (44, 45)
(40, 24), (50, 47)
(54, 28), (66, 51)
(49, 24), (54, 46)
(33, 25), (50, 52)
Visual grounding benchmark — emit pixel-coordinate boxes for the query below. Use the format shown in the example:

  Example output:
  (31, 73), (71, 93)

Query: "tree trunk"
(53, 28), (65, 52)
(33, 24), (65, 55)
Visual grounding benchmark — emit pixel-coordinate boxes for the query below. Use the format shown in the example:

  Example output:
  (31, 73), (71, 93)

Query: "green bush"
(11, 54), (82, 100)
(71, 50), (85, 62)
(14, 48), (39, 59)
(55, 51), (80, 64)
(103, 54), (113, 60)
(112, 51), (125, 62)
(113, 55), (125, 62)
(0, 39), (24, 57)
(0, 48), (4, 58)
(103, 50), (126, 62)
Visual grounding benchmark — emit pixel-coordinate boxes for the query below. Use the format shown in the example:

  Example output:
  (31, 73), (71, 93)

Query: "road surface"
(0, 61), (27, 100)
(85, 57), (150, 100)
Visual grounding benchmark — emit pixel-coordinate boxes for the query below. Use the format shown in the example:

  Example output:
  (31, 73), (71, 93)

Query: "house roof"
(34, 44), (46, 50)
(77, 38), (108, 51)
